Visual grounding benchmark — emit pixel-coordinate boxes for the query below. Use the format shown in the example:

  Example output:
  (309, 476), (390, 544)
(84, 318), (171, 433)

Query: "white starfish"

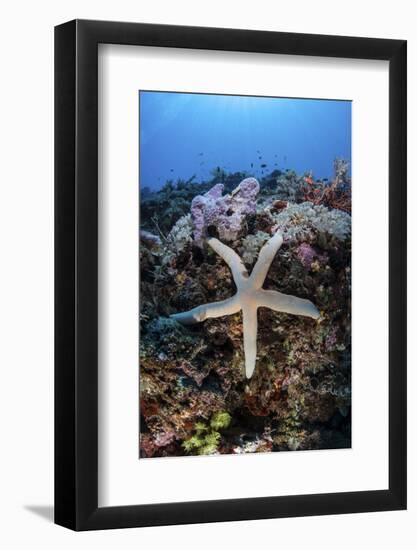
(171, 232), (320, 378)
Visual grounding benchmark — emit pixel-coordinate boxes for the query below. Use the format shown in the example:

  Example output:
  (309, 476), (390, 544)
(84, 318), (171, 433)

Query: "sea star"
(170, 231), (320, 378)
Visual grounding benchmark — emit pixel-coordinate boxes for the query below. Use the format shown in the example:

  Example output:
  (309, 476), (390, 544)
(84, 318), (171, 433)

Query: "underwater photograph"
(139, 91), (352, 458)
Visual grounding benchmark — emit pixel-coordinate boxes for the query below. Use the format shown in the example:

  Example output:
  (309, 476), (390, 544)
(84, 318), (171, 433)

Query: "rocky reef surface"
(139, 162), (351, 457)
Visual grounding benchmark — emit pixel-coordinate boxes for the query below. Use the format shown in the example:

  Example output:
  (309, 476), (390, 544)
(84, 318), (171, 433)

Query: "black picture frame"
(55, 19), (407, 531)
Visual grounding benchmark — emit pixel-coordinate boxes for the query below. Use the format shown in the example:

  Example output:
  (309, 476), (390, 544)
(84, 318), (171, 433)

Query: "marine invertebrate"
(191, 177), (260, 244)
(271, 201), (351, 241)
(239, 231), (270, 265)
(142, 316), (203, 361)
(166, 214), (193, 253)
(182, 411), (232, 455)
(274, 170), (304, 202)
(171, 231), (319, 378)
(302, 158), (351, 213)
(140, 162), (351, 456)
(296, 242), (327, 270)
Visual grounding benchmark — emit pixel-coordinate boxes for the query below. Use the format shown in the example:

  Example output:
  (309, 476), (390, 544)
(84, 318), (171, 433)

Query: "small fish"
(170, 169), (174, 172)
(250, 163), (253, 168)
(258, 156), (262, 160)
(198, 152), (204, 156)
(261, 163), (267, 168)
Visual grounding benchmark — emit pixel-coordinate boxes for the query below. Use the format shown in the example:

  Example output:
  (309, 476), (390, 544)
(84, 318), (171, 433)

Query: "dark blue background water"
(139, 91), (351, 191)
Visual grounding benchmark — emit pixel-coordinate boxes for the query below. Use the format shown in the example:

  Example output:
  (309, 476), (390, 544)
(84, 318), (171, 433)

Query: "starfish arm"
(170, 295), (241, 325)
(249, 231), (284, 289)
(258, 289), (320, 319)
(207, 237), (249, 285)
(242, 306), (258, 379)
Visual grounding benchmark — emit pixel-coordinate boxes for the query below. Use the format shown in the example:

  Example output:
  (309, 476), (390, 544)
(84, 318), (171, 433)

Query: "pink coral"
(191, 178), (259, 244)
(296, 243), (326, 270)
(325, 327), (338, 351)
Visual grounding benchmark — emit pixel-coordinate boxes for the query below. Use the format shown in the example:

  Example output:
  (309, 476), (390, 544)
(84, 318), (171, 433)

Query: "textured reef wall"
(139, 163), (351, 457)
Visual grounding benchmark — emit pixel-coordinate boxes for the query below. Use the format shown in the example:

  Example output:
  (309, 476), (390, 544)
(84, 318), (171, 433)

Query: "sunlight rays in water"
(139, 91), (351, 189)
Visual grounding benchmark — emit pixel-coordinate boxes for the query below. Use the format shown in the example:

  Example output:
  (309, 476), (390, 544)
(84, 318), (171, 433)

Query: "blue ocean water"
(139, 91), (351, 191)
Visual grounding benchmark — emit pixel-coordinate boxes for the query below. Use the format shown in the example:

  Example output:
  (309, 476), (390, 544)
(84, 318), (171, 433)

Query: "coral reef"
(182, 411), (232, 455)
(140, 171), (253, 237)
(140, 229), (161, 249)
(171, 231), (319, 378)
(191, 178), (260, 244)
(239, 231), (270, 264)
(166, 214), (193, 254)
(270, 201), (351, 242)
(296, 243), (328, 271)
(302, 158), (352, 213)
(139, 162), (351, 458)
(275, 170), (305, 202)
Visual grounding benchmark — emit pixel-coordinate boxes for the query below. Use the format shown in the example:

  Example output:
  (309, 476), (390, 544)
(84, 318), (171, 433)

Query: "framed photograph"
(55, 19), (407, 530)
